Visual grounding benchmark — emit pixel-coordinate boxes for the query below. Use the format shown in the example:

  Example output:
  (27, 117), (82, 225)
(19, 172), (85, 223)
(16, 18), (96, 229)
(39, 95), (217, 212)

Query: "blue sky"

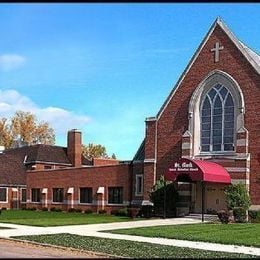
(0, 3), (259, 160)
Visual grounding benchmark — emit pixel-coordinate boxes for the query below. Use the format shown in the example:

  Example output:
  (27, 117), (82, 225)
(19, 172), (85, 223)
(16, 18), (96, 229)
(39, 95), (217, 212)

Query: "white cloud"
(0, 89), (90, 136)
(0, 54), (26, 71)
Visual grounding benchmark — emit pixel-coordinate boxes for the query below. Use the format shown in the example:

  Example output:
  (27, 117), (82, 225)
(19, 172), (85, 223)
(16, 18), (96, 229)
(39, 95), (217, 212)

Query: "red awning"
(165, 158), (231, 184)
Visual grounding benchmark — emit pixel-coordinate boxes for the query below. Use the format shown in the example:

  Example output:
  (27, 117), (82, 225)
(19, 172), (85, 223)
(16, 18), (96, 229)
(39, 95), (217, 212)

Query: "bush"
(127, 207), (140, 219)
(233, 207), (247, 223)
(110, 209), (118, 215)
(1, 207), (7, 211)
(75, 208), (82, 213)
(42, 207), (48, 211)
(84, 209), (93, 214)
(50, 207), (62, 212)
(225, 184), (251, 210)
(248, 210), (257, 220)
(68, 208), (76, 213)
(150, 176), (179, 217)
(217, 210), (230, 224)
(116, 208), (128, 216)
(98, 209), (107, 214)
(139, 205), (154, 218)
(31, 207), (37, 211)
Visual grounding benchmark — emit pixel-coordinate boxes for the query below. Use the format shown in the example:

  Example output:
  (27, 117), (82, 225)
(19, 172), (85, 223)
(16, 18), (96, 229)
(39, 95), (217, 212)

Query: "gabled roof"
(133, 139), (145, 161)
(156, 17), (260, 120)
(0, 144), (91, 185)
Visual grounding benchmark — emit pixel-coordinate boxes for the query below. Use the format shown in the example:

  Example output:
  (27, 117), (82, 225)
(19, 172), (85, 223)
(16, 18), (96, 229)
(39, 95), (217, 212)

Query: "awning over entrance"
(165, 158), (231, 184)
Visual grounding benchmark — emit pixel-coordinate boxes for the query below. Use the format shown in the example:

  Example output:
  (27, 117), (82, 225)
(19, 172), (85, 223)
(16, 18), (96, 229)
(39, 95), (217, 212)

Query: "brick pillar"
(143, 117), (157, 203)
(236, 127), (249, 154)
(182, 130), (192, 158)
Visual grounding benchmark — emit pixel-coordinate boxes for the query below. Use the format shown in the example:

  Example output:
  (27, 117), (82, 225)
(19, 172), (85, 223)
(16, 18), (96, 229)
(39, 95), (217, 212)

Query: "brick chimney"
(67, 129), (82, 167)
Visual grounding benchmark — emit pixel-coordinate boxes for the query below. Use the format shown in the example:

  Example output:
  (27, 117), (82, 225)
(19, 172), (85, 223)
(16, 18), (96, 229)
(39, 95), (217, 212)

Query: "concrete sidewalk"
(1, 218), (259, 256)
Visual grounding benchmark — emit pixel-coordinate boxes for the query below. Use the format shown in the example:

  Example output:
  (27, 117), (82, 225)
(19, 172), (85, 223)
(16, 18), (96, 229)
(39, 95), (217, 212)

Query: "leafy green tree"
(149, 175), (179, 217)
(224, 183), (251, 210)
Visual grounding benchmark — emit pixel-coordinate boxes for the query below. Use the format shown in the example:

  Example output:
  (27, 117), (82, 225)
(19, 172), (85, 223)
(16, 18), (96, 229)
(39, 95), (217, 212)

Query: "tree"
(0, 111), (55, 149)
(149, 175), (179, 217)
(224, 183), (251, 210)
(82, 143), (116, 160)
(224, 183), (251, 223)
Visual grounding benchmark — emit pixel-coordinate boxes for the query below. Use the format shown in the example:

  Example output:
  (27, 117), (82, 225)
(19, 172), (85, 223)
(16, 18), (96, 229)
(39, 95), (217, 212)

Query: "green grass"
(13, 233), (256, 258)
(0, 210), (134, 227)
(107, 223), (260, 247)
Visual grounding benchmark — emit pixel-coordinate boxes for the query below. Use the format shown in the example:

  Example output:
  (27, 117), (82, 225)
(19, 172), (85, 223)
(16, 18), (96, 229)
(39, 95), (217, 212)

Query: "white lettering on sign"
(169, 161), (199, 172)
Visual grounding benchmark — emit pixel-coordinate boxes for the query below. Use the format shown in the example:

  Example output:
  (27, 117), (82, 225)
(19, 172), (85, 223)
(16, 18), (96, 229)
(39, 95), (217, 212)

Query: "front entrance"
(165, 158), (231, 219)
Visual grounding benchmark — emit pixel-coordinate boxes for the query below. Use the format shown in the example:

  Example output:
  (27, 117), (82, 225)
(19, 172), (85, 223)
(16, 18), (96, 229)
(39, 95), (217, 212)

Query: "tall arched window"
(201, 84), (234, 152)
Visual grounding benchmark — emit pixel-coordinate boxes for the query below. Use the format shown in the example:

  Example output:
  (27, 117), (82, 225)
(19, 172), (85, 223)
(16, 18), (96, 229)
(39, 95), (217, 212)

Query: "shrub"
(1, 207), (6, 211)
(248, 210), (257, 220)
(233, 207), (247, 223)
(139, 205), (154, 218)
(150, 176), (179, 217)
(55, 208), (62, 212)
(50, 207), (62, 212)
(217, 210), (230, 224)
(41, 207), (48, 211)
(224, 184), (251, 210)
(116, 208), (128, 216)
(127, 207), (140, 219)
(75, 208), (82, 213)
(84, 209), (93, 214)
(98, 209), (107, 214)
(68, 208), (76, 213)
(31, 207), (37, 211)
(110, 209), (118, 215)
(21, 207), (27, 210)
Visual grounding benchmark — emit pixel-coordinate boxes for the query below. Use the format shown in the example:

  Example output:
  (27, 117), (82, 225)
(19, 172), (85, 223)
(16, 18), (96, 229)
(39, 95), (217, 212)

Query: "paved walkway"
(1, 218), (259, 257)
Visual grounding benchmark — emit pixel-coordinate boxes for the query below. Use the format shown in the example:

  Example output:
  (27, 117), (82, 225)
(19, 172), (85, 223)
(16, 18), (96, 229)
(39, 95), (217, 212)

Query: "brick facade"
(1, 18), (259, 213)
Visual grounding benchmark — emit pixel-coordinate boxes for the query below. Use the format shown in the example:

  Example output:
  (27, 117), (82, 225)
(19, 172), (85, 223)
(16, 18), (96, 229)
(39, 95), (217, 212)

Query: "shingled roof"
(0, 144), (91, 186)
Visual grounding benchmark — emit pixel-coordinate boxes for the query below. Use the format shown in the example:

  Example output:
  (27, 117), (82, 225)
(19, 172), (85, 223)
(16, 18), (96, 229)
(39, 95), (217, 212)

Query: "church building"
(1, 18), (259, 214)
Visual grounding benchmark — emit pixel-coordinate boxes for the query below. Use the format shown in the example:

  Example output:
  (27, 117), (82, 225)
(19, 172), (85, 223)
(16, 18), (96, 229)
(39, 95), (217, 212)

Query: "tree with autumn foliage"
(0, 111), (55, 149)
(82, 143), (116, 160)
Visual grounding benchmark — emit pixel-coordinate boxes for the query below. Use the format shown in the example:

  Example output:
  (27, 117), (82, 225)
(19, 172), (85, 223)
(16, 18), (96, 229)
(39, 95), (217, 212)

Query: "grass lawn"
(0, 210), (134, 227)
(107, 223), (260, 247)
(13, 233), (256, 258)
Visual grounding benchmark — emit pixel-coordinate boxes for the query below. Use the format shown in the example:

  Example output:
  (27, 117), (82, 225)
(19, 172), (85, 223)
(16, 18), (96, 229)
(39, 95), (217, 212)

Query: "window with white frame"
(31, 188), (41, 202)
(79, 187), (92, 203)
(21, 189), (26, 203)
(0, 188), (7, 202)
(200, 84), (235, 152)
(53, 188), (64, 203)
(135, 175), (143, 196)
(108, 187), (123, 204)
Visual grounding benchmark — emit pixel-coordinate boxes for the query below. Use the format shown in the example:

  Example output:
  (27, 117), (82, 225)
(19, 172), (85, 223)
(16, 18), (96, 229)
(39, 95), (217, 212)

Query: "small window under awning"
(165, 158), (231, 184)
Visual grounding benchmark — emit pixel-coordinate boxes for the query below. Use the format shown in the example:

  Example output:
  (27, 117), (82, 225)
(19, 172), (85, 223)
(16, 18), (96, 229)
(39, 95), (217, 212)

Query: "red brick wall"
(153, 24), (260, 204)
(26, 164), (131, 212)
(92, 158), (119, 166)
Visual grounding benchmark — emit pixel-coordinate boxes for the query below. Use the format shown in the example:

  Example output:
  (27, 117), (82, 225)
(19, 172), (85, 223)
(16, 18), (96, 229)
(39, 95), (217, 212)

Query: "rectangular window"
(0, 188), (7, 202)
(108, 187), (123, 204)
(44, 165), (52, 169)
(31, 188), (41, 202)
(53, 188), (64, 203)
(80, 187), (93, 203)
(135, 175), (143, 196)
(21, 189), (26, 203)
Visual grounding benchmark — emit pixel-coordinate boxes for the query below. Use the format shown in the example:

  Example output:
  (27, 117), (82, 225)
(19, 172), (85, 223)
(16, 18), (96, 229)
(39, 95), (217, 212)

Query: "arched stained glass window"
(201, 84), (235, 152)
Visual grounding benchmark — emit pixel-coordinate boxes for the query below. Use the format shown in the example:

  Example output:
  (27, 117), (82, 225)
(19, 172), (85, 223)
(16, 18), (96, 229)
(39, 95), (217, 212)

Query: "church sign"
(165, 158), (231, 184)
(169, 161), (199, 172)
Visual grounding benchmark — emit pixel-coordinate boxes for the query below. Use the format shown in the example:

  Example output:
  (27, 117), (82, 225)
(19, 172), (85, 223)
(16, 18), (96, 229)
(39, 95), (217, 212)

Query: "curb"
(0, 237), (121, 258)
